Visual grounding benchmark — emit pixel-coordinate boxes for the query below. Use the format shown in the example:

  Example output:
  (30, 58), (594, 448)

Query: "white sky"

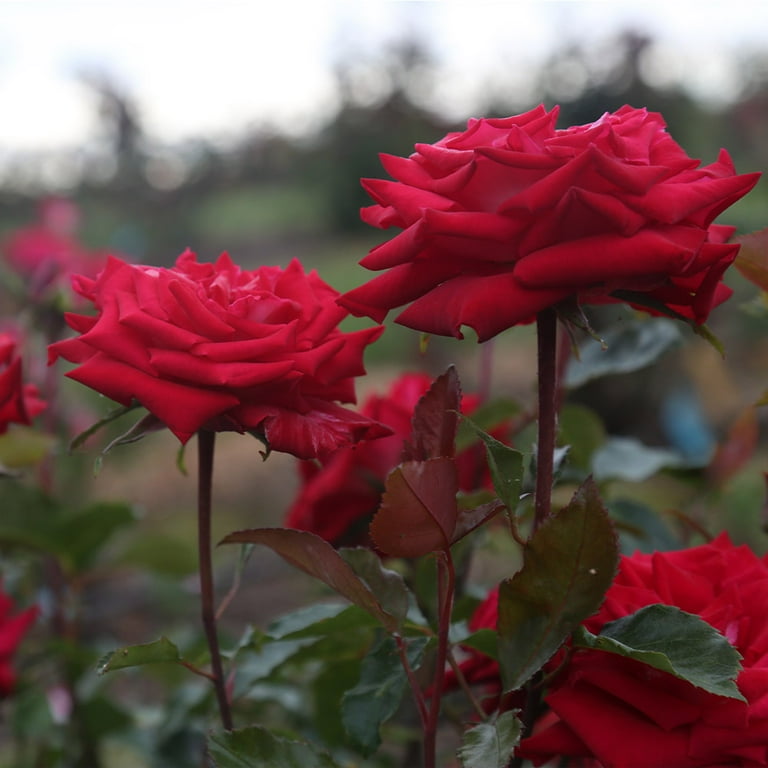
(1, 0), (768, 152)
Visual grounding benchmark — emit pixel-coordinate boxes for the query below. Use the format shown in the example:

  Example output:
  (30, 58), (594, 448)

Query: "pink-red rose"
(340, 105), (760, 341)
(513, 534), (768, 767)
(0, 333), (46, 433)
(2, 197), (105, 299)
(285, 372), (506, 545)
(0, 585), (37, 695)
(48, 251), (388, 459)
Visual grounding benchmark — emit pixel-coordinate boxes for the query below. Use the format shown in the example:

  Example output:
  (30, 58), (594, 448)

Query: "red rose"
(48, 251), (388, 459)
(339, 105), (760, 341)
(0, 333), (46, 434)
(518, 534), (768, 767)
(285, 372), (505, 545)
(0, 585), (37, 695)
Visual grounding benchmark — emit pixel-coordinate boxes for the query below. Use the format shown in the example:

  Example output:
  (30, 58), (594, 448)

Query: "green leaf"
(219, 528), (400, 632)
(457, 710), (523, 768)
(608, 498), (681, 554)
(610, 290), (724, 356)
(208, 726), (341, 767)
(458, 628), (498, 661)
(266, 602), (371, 640)
(497, 478), (618, 691)
(566, 318), (682, 388)
(558, 404), (606, 472)
(342, 633), (429, 756)
(339, 547), (411, 631)
(592, 436), (690, 481)
(69, 402), (141, 451)
(97, 636), (182, 674)
(459, 415), (524, 513)
(57, 501), (135, 572)
(574, 604), (745, 701)
(455, 399), (521, 453)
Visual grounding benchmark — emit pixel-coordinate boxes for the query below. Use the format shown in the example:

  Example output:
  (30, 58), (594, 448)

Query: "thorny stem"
(534, 308), (558, 531)
(197, 429), (233, 731)
(424, 551), (456, 768)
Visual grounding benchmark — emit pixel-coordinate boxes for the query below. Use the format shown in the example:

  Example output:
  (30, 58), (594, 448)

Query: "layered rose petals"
(461, 536), (768, 767)
(340, 105), (760, 340)
(49, 251), (388, 459)
(0, 334), (45, 434)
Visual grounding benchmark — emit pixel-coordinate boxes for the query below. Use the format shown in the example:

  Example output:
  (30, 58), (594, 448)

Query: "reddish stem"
(197, 429), (233, 731)
(423, 550), (455, 768)
(534, 309), (558, 530)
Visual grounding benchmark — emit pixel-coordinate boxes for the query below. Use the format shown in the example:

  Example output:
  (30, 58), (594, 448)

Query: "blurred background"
(2, 0), (767, 262)
(3, 0), (768, 618)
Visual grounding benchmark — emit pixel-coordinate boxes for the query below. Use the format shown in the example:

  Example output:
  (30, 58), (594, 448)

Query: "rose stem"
(423, 550), (456, 768)
(534, 308), (558, 531)
(197, 428), (233, 731)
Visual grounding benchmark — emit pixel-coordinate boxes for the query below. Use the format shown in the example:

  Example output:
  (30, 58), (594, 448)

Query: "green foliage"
(459, 415), (524, 513)
(574, 604), (745, 700)
(341, 633), (429, 756)
(497, 478), (619, 692)
(208, 725), (341, 768)
(97, 636), (182, 674)
(457, 710), (522, 768)
(566, 317), (682, 388)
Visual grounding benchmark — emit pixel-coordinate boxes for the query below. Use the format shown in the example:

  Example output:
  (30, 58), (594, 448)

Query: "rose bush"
(285, 371), (506, 544)
(0, 333), (46, 433)
(518, 534), (768, 767)
(460, 536), (768, 767)
(339, 105), (760, 341)
(48, 251), (388, 459)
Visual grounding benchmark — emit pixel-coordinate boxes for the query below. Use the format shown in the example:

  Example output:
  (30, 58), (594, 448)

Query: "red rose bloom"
(285, 372), (503, 545)
(516, 534), (768, 767)
(0, 333), (46, 433)
(0, 586), (37, 695)
(339, 105), (760, 341)
(48, 251), (388, 459)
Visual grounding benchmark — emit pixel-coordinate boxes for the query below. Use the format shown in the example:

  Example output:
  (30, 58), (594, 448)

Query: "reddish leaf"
(370, 458), (458, 557)
(451, 499), (505, 544)
(708, 406), (758, 486)
(219, 528), (399, 632)
(735, 228), (768, 292)
(402, 366), (461, 461)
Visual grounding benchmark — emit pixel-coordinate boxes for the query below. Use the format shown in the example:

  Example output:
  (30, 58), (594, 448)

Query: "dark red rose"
(0, 586), (37, 695)
(0, 333), (46, 434)
(516, 534), (768, 767)
(339, 105), (760, 341)
(285, 372), (505, 545)
(48, 251), (388, 459)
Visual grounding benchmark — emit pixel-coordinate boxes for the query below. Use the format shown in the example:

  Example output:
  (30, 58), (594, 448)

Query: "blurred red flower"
(0, 586), (37, 696)
(2, 198), (105, 300)
(48, 251), (388, 459)
(0, 333), (46, 433)
(340, 105), (760, 341)
(285, 372), (506, 545)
